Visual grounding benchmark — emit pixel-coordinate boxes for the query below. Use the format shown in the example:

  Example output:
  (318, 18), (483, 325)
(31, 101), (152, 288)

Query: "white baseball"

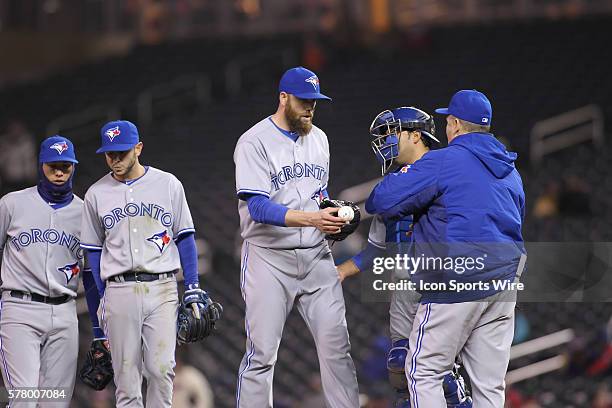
(338, 206), (354, 221)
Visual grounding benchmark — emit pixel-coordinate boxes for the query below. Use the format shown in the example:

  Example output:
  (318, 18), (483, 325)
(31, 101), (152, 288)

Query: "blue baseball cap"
(435, 90), (492, 126)
(39, 135), (78, 164)
(278, 67), (331, 101)
(97, 120), (140, 153)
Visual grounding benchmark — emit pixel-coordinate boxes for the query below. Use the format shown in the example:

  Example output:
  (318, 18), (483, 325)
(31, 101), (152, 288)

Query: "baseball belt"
(110, 270), (177, 283)
(8, 290), (72, 305)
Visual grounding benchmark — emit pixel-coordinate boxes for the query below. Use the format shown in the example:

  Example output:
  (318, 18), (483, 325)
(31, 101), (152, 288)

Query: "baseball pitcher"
(234, 67), (360, 407)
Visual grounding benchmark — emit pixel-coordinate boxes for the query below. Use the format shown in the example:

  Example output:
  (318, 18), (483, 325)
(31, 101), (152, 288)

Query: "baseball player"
(366, 90), (526, 407)
(234, 66), (360, 407)
(0, 135), (91, 407)
(80, 120), (221, 408)
(337, 107), (471, 408)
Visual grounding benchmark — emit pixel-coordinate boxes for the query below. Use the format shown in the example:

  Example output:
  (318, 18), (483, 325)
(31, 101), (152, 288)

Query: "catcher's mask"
(369, 106), (439, 175)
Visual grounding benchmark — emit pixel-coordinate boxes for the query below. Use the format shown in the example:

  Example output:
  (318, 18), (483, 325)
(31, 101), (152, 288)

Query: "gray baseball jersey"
(80, 166), (195, 280)
(234, 117), (329, 249)
(0, 187), (83, 407)
(0, 187), (85, 296)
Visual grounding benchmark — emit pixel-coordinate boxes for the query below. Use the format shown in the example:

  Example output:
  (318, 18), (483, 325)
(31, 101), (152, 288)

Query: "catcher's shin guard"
(394, 396), (411, 408)
(387, 339), (411, 403)
(443, 364), (473, 408)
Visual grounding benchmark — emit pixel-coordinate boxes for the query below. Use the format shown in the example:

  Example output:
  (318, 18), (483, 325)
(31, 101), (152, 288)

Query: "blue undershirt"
(175, 232), (199, 289)
(245, 188), (329, 227)
(82, 250), (105, 339)
(351, 242), (386, 271)
(269, 117), (299, 142)
(246, 194), (289, 226)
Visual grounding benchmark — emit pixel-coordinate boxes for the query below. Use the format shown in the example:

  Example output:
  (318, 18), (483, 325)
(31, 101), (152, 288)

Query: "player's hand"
(98, 340), (111, 355)
(337, 259), (360, 283)
(310, 207), (347, 234)
(337, 266), (348, 282)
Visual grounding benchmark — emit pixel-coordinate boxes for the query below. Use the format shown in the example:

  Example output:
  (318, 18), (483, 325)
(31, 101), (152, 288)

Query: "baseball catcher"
(177, 289), (223, 344)
(79, 339), (114, 390)
(336, 106), (473, 407)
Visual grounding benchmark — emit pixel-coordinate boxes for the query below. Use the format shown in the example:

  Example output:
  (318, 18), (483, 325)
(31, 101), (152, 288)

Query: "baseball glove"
(177, 289), (223, 345)
(319, 199), (361, 241)
(79, 339), (114, 390)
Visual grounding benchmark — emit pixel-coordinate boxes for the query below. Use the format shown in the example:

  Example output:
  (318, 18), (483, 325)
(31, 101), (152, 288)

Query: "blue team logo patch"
(310, 186), (326, 206)
(50, 142), (69, 155)
(58, 262), (80, 283)
(105, 126), (121, 142)
(399, 164), (411, 173)
(147, 230), (171, 253)
(305, 75), (319, 91)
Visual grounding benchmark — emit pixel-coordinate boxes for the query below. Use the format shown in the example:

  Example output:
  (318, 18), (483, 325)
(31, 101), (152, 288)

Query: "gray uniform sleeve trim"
(367, 238), (386, 249)
(80, 243), (103, 250)
(174, 228), (196, 241)
(237, 189), (270, 198)
(0, 197), (11, 252)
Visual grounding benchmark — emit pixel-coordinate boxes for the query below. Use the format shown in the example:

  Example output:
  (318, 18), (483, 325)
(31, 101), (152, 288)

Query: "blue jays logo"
(58, 262), (80, 283)
(310, 186), (326, 206)
(399, 164), (411, 174)
(147, 230), (171, 253)
(105, 126), (121, 142)
(50, 142), (68, 155)
(305, 75), (319, 91)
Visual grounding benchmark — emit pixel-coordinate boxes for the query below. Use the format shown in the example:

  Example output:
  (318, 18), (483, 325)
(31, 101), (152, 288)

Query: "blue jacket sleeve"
(366, 152), (441, 219)
(246, 194), (288, 227)
(176, 232), (200, 289)
(83, 250), (105, 339)
(352, 242), (386, 271)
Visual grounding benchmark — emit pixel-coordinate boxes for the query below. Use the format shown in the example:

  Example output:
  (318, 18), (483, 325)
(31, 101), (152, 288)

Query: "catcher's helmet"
(370, 107), (439, 175)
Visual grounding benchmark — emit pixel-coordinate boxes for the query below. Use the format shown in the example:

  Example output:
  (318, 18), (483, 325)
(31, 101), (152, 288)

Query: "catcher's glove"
(319, 199), (361, 241)
(177, 289), (223, 345)
(79, 339), (114, 390)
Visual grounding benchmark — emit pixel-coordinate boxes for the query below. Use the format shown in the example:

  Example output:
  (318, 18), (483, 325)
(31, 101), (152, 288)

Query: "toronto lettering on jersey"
(270, 162), (326, 191)
(102, 202), (173, 229)
(11, 229), (83, 258)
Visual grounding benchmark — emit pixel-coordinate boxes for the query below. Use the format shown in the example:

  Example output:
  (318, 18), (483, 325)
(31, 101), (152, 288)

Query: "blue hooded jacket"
(366, 132), (526, 303)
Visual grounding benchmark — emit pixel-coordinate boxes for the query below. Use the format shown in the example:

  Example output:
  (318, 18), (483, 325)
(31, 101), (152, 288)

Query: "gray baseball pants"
(236, 241), (359, 408)
(98, 276), (178, 408)
(0, 292), (77, 408)
(407, 290), (516, 408)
